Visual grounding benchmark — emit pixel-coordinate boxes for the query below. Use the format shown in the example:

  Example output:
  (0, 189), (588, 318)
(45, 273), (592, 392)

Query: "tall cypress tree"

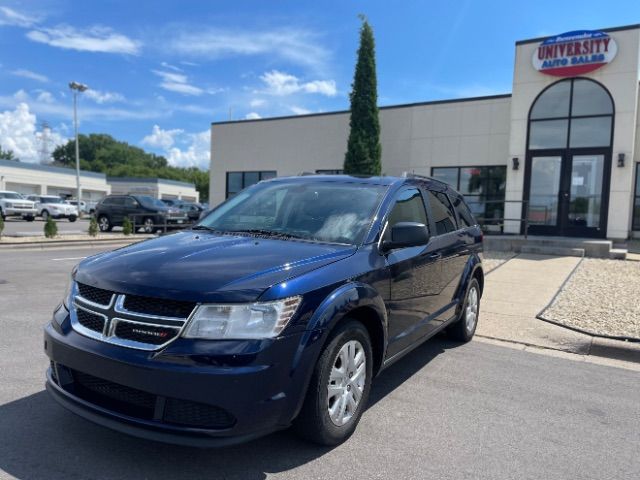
(344, 15), (381, 176)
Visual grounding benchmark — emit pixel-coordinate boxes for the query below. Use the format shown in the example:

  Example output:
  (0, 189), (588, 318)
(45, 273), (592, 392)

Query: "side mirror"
(382, 222), (430, 252)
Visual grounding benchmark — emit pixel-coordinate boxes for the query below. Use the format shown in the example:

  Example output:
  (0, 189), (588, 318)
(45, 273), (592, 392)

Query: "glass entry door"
(525, 151), (610, 237)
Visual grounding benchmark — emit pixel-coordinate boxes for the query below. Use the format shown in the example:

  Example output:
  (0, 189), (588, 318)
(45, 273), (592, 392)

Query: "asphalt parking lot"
(0, 217), (95, 236)
(0, 246), (639, 480)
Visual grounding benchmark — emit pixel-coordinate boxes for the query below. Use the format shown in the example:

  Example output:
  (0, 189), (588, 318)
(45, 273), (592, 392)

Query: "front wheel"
(69, 215), (77, 222)
(294, 320), (373, 446)
(142, 217), (155, 233)
(41, 210), (49, 221)
(24, 215), (35, 222)
(447, 278), (481, 342)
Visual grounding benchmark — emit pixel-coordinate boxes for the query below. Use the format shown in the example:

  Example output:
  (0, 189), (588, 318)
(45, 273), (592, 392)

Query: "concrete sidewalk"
(476, 253), (640, 364)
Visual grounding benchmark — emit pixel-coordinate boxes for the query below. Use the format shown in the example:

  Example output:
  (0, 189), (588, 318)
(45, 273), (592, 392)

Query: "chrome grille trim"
(70, 292), (195, 351)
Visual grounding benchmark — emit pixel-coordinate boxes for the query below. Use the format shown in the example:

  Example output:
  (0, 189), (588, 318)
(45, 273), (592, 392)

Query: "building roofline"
(211, 93), (512, 126)
(515, 23), (640, 46)
(0, 159), (106, 179)
(106, 176), (196, 188)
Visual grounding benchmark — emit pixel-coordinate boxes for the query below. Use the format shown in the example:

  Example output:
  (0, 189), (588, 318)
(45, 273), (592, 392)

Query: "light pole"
(69, 81), (88, 215)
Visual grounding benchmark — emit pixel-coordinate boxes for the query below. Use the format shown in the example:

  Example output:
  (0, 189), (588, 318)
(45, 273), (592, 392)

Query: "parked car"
(44, 174), (483, 447)
(0, 190), (37, 221)
(177, 202), (204, 221)
(160, 198), (183, 207)
(94, 194), (188, 232)
(26, 195), (78, 222)
(66, 200), (98, 215)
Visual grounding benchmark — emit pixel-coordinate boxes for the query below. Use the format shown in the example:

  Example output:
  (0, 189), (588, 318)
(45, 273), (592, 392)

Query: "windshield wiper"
(191, 225), (219, 233)
(225, 229), (307, 240)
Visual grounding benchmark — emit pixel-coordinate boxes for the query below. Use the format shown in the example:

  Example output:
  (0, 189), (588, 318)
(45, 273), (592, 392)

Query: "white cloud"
(245, 112), (261, 120)
(26, 25), (141, 54)
(167, 130), (210, 169)
(0, 103), (66, 162)
(166, 28), (329, 71)
(0, 6), (37, 27)
(249, 99), (266, 108)
(11, 68), (49, 83)
(84, 89), (125, 104)
(259, 70), (336, 97)
(36, 90), (55, 103)
(290, 105), (312, 115)
(152, 70), (203, 96)
(160, 61), (182, 72)
(141, 124), (184, 150)
(140, 125), (210, 169)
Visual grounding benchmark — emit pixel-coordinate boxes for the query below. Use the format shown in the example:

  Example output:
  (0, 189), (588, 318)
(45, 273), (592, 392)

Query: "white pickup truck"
(0, 190), (37, 221)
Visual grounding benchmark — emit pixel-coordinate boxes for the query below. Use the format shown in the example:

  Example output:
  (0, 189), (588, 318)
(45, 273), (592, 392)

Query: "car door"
(423, 189), (468, 322)
(122, 196), (141, 224)
(109, 197), (126, 224)
(384, 186), (443, 359)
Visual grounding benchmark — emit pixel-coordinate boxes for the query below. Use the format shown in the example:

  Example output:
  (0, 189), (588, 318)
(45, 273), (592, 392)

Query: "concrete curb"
(0, 236), (153, 250)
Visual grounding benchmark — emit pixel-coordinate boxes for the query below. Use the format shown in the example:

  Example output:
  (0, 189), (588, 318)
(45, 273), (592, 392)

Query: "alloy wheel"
(465, 286), (479, 333)
(327, 340), (366, 427)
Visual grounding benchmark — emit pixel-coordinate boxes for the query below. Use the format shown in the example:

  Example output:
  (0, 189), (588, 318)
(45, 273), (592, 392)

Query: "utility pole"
(69, 81), (88, 215)
(37, 121), (52, 164)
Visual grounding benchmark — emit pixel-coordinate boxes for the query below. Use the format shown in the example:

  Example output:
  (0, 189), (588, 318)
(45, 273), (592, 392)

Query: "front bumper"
(4, 207), (37, 216)
(44, 308), (323, 446)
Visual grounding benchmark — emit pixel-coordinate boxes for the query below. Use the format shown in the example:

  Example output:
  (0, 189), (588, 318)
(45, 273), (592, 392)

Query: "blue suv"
(44, 174), (483, 447)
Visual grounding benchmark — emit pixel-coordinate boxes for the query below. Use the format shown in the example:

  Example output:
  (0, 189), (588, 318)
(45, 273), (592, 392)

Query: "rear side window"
(103, 197), (124, 206)
(384, 188), (429, 240)
(426, 191), (457, 235)
(452, 195), (476, 228)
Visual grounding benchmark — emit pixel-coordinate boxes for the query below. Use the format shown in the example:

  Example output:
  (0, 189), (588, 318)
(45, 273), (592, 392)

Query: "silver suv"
(0, 191), (37, 221)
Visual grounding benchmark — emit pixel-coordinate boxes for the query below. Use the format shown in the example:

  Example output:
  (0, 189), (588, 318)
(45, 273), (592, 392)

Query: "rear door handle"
(427, 252), (442, 260)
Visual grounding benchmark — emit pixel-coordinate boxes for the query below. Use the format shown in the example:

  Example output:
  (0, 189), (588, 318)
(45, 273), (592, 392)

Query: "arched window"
(528, 78), (614, 150)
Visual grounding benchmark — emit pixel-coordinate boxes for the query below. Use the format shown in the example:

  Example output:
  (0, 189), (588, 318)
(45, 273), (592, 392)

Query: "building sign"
(532, 30), (617, 77)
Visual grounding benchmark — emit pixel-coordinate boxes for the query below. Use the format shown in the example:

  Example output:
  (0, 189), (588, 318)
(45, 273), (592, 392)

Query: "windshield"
(137, 196), (166, 209)
(0, 192), (23, 199)
(41, 196), (64, 204)
(199, 180), (387, 245)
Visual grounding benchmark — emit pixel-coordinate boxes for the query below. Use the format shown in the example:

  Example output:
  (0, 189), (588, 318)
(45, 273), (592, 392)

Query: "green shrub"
(0, 214), (4, 239)
(88, 216), (98, 237)
(122, 216), (133, 236)
(44, 217), (58, 238)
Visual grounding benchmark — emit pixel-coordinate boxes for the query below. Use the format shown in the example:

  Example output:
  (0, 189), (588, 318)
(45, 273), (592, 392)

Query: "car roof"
(262, 174), (455, 192)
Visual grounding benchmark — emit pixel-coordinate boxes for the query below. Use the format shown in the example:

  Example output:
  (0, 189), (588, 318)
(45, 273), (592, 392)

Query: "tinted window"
(452, 196), (476, 228)
(571, 79), (613, 116)
(530, 81), (571, 119)
(427, 191), (457, 235)
(528, 119), (569, 149)
(124, 197), (138, 208)
(104, 197), (125, 206)
(226, 171), (278, 198)
(387, 188), (427, 227)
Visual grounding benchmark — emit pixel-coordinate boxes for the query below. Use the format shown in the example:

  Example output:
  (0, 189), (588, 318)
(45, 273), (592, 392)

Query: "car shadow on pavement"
(0, 336), (458, 480)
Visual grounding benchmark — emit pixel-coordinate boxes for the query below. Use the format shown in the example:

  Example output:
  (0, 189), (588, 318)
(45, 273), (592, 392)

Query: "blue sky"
(0, 0), (638, 169)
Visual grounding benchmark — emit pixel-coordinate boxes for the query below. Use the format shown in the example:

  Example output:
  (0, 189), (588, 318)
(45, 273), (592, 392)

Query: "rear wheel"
(142, 217), (155, 233)
(447, 278), (480, 342)
(294, 320), (372, 446)
(98, 215), (112, 232)
(41, 210), (50, 221)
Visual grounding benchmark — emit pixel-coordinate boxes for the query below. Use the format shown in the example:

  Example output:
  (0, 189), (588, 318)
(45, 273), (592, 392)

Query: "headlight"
(182, 296), (302, 339)
(62, 267), (78, 310)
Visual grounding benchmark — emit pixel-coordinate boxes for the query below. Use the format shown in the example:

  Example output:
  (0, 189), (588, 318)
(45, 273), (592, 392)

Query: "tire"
(24, 215), (35, 222)
(142, 217), (155, 233)
(447, 278), (481, 342)
(41, 210), (49, 221)
(293, 320), (373, 446)
(98, 215), (112, 232)
(69, 215), (77, 222)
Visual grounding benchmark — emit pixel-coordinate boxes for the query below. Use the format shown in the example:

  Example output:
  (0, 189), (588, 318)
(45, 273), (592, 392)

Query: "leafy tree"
(344, 15), (381, 176)
(44, 217), (57, 238)
(122, 216), (133, 236)
(0, 145), (17, 161)
(88, 216), (98, 237)
(52, 133), (209, 201)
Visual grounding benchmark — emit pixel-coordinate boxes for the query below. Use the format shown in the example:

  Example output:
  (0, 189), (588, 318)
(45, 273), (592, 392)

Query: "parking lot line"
(51, 256), (86, 261)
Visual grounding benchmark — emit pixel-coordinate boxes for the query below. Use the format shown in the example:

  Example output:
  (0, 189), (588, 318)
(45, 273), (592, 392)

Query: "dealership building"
(210, 24), (640, 240)
(107, 177), (200, 202)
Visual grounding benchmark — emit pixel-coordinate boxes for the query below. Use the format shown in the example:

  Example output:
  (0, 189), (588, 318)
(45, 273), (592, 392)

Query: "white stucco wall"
(210, 96), (511, 206)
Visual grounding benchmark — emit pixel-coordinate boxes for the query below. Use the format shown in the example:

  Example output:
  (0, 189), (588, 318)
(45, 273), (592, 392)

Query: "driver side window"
(384, 188), (429, 241)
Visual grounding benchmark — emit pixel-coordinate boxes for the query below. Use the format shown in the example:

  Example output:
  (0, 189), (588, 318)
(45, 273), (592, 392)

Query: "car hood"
(75, 231), (356, 303)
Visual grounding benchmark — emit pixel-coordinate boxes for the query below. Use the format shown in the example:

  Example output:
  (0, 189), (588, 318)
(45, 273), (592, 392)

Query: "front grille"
(76, 309), (106, 333)
(77, 283), (113, 306)
(164, 398), (235, 428)
(54, 364), (236, 429)
(123, 294), (196, 319)
(114, 320), (179, 345)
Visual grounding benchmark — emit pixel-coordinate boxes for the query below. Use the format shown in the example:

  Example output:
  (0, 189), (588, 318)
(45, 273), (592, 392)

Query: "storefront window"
(226, 171), (277, 198)
(432, 166), (506, 231)
(528, 78), (613, 150)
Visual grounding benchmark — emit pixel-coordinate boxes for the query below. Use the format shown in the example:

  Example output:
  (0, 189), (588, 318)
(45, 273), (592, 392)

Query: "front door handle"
(427, 252), (442, 260)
